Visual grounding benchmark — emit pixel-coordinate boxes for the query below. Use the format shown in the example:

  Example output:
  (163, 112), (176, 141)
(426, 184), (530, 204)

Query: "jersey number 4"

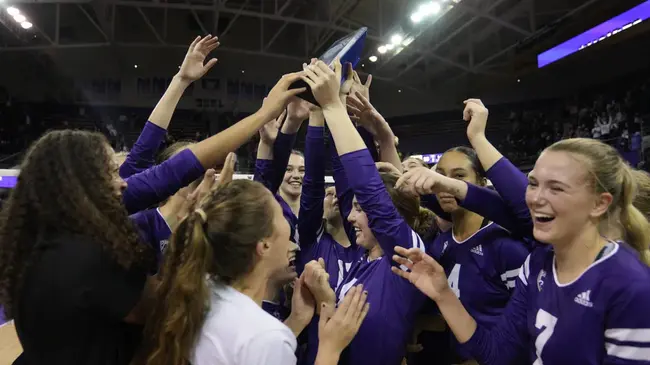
(448, 264), (461, 298)
(533, 309), (558, 365)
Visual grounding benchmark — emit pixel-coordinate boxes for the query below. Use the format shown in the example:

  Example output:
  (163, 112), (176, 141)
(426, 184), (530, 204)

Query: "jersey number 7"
(533, 309), (558, 365)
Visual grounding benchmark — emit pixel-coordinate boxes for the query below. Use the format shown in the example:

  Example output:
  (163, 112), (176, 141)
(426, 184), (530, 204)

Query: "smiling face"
(264, 196), (299, 284)
(435, 151), (482, 212)
(347, 196), (378, 250)
(280, 153), (305, 198)
(526, 150), (611, 245)
(323, 186), (340, 221)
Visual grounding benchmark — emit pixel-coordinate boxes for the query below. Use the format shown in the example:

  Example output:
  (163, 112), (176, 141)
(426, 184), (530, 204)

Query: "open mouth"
(534, 214), (555, 223)
(288, 257), (296, 271)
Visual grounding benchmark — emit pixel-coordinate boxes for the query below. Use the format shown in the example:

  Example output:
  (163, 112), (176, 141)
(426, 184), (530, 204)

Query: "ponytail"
(620, 167), (650, 267)
(413, 206), (437, 239)
(140, 211), (214, 365)
(138, 179), (277, 365)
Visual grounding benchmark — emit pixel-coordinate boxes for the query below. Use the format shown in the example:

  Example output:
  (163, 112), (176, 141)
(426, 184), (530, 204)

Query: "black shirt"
(14, 233), (147, 365)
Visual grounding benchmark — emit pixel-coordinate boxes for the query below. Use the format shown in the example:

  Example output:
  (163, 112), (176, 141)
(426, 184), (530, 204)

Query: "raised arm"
(398, 168), (529, 235)
(301, 60), (423, 255)
(298, 111), (327, 251)
(120, 35), (219, 178)
(124, 73), (306, 213)
(268, 100), (309, 193)
(391, 247), (529, 365)
(463, 99), (532, 236)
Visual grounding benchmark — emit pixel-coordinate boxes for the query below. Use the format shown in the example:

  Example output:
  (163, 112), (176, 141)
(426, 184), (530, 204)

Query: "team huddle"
(0, 34), (649, 365)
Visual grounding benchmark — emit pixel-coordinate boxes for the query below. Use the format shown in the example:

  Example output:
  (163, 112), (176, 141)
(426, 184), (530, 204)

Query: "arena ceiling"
(0, 0), (629, 94)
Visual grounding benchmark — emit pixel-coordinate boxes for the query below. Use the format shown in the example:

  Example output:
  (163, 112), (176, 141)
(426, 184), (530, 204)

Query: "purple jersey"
(461, 242), (650, 365)
(254, 159), (299, 243)
(119, 121), (166, 179)
(334, 150), (428, 365)
(0, 305), (6, 326)
(129, 208), (172, 265)
(430, 222), (529, 360)
(299, 126), (363, 287)
(261, 300), (290, 322)
(123, 149), (204, 214)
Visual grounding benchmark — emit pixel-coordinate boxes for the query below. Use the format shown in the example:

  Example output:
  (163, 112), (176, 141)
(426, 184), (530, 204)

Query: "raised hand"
(317, 285), (370, 357)
(394, 167), (443, 196)
(177, 35), (220, 83)
(300, 59), (342, 108)
(262, 72), (307, 119)
(346, 91), (391, 139)
(259, 109), (284, 144)
(350, 70), (372, 101)
(391, 246), (450, 301)
(463, 98), (489, 141)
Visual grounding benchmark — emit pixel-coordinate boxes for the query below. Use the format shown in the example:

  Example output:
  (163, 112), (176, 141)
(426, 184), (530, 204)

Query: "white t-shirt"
(192, 282), (297, 365)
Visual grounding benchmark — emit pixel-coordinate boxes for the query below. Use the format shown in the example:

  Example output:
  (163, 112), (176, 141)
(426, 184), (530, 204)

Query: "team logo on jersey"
(470, 245), (484, 256)
(574, 290), (594, 307)
(442, 241), (449, 254)
(159, 239), (169, 253)
(537, 270), (546, 292)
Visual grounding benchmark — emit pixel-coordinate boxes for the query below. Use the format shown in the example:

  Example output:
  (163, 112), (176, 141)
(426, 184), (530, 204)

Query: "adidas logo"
(470, 245), (484, 256)
(574, 290), (593, 307)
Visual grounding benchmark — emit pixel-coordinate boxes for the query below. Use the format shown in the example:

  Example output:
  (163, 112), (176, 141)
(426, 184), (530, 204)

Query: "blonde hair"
(631, 169), (650, 220)
(547, 138), (650, 266)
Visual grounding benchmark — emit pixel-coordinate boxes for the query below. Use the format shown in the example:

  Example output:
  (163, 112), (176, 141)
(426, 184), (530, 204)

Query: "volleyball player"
(256, 98), (311, 240)
(299, 58), (435, 365)
(298, 108), (362, 291)
(140, 179), (369, 365)
(0, 130), (156, 365)
(393, 113), (650, 364)
(397, 146), (530, 363)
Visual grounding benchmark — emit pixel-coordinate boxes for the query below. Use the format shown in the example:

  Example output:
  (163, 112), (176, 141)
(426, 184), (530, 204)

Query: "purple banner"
(0, 176), (17, 189)
(538, 1), (650, 68)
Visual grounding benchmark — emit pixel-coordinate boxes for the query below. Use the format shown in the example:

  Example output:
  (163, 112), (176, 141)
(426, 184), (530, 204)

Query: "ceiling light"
(378, 45), (387, 54)
(369, 56), (378, 62)
(134, 64), (138, 69)
(402, 37), (414, 46)
(7, 7), (20, 16)
(398, 89), (402, 93)
(390, 34), (403, 45)
(20, 21), (32, 29)
(421, 2), (442, 15)
(385, 44), (395, 51)
(411, 12), (423, 23)
(13, 14), (26, 23)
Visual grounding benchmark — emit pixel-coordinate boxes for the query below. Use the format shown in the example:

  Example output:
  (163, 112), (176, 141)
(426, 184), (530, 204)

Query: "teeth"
(535, 214), (553, 219)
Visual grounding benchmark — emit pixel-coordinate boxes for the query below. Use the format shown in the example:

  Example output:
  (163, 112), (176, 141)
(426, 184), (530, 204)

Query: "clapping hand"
(317, 285), (370, 358)
(177, 35), (220, 83)
(303, 259), (335, 312)
(391, 246), (450, 301)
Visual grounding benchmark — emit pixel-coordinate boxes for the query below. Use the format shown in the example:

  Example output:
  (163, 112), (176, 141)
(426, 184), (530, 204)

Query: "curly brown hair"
(0, 130), (153, 319)
(138, 179), (276, 365)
